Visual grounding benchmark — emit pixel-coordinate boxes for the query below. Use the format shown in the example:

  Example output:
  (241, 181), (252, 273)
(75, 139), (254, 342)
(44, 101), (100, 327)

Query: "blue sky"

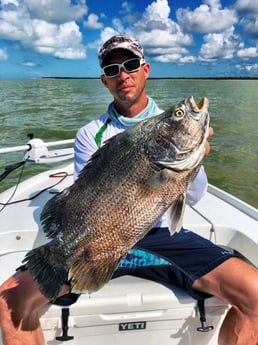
(0, 0), (257, 78)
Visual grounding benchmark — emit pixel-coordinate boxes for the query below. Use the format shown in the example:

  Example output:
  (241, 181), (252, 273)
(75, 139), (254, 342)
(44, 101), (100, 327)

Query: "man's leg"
(193, 257), (258, 345)
(0, 270), (70, 345)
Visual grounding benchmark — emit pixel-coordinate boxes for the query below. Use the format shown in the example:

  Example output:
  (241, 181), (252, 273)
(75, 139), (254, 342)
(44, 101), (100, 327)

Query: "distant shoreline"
(41, 77), (258, 80)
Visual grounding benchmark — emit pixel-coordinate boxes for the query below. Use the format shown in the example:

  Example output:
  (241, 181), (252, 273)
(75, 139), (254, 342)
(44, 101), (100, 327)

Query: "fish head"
(147, 96), (210, 171)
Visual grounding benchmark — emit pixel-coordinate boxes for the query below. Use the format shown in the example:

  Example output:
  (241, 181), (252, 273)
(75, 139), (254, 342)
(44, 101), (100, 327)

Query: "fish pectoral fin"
(167, 194), (186, 235)
(69, 256), (122, 294)
(147, 169), (175, 188)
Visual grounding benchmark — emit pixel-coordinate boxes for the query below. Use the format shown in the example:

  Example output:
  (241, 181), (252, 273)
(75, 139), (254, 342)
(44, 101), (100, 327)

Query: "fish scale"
(23, 96), (210, 300)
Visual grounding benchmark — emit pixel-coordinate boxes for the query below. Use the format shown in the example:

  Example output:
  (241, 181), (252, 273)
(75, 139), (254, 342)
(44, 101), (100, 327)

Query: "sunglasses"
(102, 58), (146, 78)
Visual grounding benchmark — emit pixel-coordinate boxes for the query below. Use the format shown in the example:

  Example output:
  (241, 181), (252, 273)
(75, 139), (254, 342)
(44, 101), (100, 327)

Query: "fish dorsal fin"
(40, 188), (70, 238)
(167, 193), (186, 235)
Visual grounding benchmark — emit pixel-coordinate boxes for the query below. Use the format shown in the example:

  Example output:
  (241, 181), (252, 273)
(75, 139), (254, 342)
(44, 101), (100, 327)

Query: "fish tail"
(22, 243), (68, 301)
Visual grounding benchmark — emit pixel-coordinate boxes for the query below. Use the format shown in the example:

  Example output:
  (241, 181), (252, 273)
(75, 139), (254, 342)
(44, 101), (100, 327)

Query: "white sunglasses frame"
(101, 58), (146, 78)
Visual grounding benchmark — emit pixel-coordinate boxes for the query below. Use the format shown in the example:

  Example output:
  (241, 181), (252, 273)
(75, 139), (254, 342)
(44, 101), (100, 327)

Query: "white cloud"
(199, 27), (239, 61)
(147, 46), (194, 63)
(121, 1), (134, 14)
(235, 0), (258, 14)
(129, 0), (194, 63)
(84, 13), (103, 29)
(33, 21), (86, 59)
(154, 53), (181, 63)
(0, 4), (32, 42)
(96, 0), (194, 64)
(22, 61), (37, 67)
(143, 0), (171, 24)
(179, 55), (197, 63)
(234, 0), (258, 39)
(119, 2), (140, 25)
(0, 48), (8, 61)
(147, 46), (189, 56)
(94, 0), (258, 75)
(112, 18), (125, 33)
(0, 0), (87, 59)
(1, 0), (20, 6)
(236, 62), (258, 75)
(176, 0), (238, 33)
(25, 0), (88, 23)
(97, 27), (120, 48)
(239, 16), (258, 39)
(237, 46), (258, 59)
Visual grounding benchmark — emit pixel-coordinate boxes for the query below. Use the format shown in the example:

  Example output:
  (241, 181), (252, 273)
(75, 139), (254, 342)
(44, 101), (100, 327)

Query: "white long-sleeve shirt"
(74, 111), (208, 228)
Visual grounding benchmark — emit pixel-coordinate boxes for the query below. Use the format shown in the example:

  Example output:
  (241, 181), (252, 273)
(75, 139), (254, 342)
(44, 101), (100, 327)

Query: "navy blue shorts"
(112, 228), (236, 300)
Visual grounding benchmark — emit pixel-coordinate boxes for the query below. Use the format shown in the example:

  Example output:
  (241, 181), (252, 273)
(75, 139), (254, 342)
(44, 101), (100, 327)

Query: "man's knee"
(236, 274), (258, 317)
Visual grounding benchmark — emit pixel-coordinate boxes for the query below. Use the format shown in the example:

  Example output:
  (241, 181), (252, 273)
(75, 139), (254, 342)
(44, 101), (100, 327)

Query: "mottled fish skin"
(23, 96), (210, 300)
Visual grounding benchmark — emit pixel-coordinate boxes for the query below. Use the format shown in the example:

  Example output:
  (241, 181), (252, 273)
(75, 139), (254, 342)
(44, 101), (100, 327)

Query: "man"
(0, 35), (258, 345)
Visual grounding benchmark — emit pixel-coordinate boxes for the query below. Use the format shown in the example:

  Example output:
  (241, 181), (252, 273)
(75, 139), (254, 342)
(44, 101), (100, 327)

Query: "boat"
(0, 137), (257, 345)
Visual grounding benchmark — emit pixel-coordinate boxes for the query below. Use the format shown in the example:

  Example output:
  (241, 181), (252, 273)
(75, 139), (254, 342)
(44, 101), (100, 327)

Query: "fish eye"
(174, 106), (185, 118)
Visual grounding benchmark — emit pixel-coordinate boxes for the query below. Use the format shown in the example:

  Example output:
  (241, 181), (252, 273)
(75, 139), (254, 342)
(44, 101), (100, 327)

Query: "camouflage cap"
(98, 35), (144, 67)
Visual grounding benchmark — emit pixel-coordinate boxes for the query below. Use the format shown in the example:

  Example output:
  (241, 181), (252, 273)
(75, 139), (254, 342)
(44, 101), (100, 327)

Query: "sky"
(0, 0), (258, 78)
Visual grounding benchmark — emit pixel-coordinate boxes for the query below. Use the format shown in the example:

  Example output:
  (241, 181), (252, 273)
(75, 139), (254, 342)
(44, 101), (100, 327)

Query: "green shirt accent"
(95, 118), (112, 148)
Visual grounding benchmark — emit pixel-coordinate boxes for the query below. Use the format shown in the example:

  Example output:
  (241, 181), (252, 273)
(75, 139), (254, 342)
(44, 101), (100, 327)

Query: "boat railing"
(0, 138), (75, 164)
(207, 184), (258, 221)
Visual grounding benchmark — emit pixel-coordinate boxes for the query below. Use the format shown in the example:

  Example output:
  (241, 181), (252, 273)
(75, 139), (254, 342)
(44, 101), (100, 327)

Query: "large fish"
(23, 96), (210, 300)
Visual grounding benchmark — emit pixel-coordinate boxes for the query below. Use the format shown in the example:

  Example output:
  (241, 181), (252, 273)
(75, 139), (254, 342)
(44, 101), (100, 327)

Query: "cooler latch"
(56, 307), (74, 341)
(196, 299), (214, 332)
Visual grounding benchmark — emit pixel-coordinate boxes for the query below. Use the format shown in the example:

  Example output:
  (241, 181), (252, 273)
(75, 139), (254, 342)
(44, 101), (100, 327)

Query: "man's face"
(100, 50), (150, 107)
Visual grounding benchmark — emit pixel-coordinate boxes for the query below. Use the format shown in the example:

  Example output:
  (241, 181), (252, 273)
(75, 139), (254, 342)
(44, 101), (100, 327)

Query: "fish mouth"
(189, 96), (209, 114)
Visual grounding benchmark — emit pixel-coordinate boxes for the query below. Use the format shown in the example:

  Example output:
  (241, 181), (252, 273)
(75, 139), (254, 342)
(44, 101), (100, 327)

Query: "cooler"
(40, 275), (229, 345)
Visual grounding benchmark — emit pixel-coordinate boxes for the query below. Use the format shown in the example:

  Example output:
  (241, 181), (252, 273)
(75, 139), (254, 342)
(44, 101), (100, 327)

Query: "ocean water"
(0, 78), (257, 208)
